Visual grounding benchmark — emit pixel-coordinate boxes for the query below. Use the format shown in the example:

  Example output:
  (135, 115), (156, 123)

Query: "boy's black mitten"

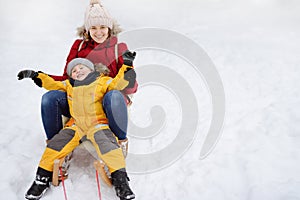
(17, 70), (38, 80)
(122, 50), (136, 66)
(17, 70), (42, 87)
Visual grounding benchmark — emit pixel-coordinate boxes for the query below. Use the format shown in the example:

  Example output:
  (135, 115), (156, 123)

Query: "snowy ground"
(1, 0), (300, 199)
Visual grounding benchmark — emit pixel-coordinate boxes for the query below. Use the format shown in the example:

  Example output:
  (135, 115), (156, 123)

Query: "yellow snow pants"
(38, 126), (125, 173)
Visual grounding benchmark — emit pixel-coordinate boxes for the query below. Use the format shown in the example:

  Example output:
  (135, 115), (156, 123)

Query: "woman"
(42, 0), (137, 150)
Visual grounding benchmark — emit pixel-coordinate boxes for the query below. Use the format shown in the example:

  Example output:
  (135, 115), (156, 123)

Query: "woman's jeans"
(41, 90), (128, 140)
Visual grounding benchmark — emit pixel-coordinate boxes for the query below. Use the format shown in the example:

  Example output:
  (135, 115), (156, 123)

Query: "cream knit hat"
(84, 0), (113, 31)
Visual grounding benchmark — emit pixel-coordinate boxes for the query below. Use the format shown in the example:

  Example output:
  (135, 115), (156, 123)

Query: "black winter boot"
(111, 170), (135, 200)
(25, 168), (52, 200)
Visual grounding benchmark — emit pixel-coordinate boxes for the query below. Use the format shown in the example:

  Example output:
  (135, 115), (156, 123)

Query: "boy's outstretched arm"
(107, 51), (137, 91)
(17, 70), (67, 91)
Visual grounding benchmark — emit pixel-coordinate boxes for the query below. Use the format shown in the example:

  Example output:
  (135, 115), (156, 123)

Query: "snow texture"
(0, 0), (300, 199)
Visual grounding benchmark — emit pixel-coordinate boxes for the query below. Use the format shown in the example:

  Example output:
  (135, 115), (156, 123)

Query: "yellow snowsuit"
(37, 64), (131, 173)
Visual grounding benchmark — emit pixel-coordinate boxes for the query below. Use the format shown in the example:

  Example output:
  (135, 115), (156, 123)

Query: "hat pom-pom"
(90, 0), (101, 5)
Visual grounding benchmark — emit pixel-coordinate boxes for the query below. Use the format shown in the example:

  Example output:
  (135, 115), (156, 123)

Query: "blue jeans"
(41, 90), (128, 140)
(41, 90), (71, 140)
(102, 90), (128, 140)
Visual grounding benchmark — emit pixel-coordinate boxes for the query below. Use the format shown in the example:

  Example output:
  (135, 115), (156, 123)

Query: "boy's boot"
(111, 170), (135, 200)
(118, 138), (129, 158)
(25, 167), (52, 200)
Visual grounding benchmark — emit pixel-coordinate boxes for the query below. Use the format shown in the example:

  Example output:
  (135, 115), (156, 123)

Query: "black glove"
(17, 70), (38, 80)
(17, 70), (42, 87)
(122, 50), (136, 66)
(124, 67), (136, 88)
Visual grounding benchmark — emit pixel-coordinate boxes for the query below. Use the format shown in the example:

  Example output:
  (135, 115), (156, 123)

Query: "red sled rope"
(59, 167), (68, 200)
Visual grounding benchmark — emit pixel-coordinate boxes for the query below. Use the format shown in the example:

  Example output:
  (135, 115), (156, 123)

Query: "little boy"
(18, 51), (136, 200)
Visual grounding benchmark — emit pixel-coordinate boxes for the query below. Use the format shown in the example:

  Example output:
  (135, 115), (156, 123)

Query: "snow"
(1, 0), (300, 199)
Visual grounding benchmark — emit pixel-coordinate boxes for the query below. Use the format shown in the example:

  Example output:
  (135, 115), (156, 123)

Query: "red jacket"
(50, 36), (137, 94)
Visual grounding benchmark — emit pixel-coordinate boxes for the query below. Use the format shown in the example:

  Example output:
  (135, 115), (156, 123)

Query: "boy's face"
(71, 64), (93, 81)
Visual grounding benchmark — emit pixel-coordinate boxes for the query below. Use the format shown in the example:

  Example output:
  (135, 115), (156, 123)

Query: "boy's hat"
(84, 0), (113, 31)
(67, 58), (94, 76)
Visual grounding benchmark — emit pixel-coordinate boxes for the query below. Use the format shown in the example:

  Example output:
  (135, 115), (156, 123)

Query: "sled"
(94, 160), (113, 187)
(52, 154), (112, 187)
(52, 152), (72, 186)
(51, 141), (113, 187)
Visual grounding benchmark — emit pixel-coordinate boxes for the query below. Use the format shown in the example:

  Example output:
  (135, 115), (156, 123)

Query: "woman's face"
(89, 25), (109, 43)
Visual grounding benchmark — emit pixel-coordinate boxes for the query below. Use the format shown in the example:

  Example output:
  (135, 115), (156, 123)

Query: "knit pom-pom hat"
(84, 0), (113, 31)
